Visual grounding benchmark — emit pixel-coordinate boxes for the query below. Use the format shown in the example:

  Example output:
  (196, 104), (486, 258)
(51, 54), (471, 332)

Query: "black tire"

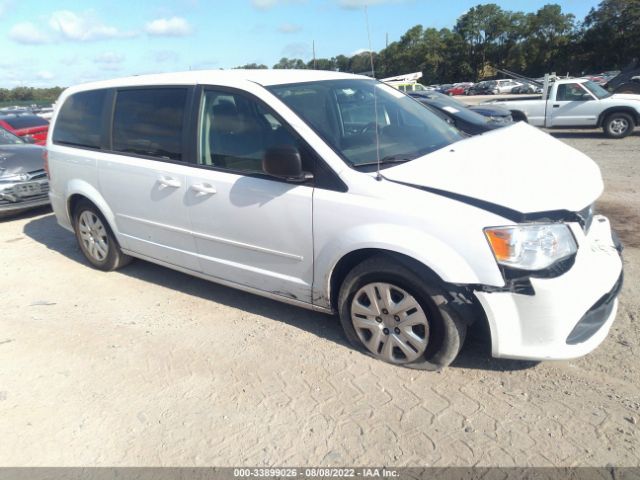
(603, 112), (634, 139)
(337, 255), (467, 370)
(73, 200), (131, 271)
(511, 111), (528, 123)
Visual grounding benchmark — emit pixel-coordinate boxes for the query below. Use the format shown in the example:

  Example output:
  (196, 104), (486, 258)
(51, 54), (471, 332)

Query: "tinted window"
(53, 90), (105, 149)
(113, 88), (187, 161)
(4, 114), (49, 129)
(199, 90), (306, 173)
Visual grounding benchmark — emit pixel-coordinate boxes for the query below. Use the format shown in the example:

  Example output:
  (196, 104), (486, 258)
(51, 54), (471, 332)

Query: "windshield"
(0, 126), (24, 145)
(582, 80), (611, 99)
(268, 79), (463, 168)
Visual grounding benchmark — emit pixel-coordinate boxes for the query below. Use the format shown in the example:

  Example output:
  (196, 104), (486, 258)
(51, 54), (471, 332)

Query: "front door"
(547, 83), (599, 127)
(185, 88), (314, 302)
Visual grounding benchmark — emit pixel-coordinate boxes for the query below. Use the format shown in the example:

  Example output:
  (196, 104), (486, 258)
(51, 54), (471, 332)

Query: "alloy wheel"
(610, 118), (629, 136)
(78, 211), (109, 262)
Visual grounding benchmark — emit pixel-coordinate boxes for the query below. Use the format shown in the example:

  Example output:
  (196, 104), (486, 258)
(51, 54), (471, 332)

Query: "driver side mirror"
(263, 145), (312, 183)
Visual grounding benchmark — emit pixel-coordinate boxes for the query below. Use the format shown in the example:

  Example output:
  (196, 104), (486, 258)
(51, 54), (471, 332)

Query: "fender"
(313, 223), (504, 309)
(597, 106), (640, 127)
(64, 178), (129, 249)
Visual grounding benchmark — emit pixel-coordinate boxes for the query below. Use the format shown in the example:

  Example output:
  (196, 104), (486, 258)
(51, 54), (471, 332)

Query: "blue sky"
(0, 0), (600, 88)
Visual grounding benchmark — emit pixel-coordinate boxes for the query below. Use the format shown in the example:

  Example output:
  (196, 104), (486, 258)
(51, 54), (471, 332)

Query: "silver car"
(0, 127), (49, 217)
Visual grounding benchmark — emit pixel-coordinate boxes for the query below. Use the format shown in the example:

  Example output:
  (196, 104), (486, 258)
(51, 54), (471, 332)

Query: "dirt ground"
(0, 129), (638, 467)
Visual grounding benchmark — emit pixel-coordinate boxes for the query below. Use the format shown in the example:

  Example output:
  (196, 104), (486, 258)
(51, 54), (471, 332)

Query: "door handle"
(190, 183), (217, 196)
(157, 176), (181, 188)
(552, 104), (560, 108)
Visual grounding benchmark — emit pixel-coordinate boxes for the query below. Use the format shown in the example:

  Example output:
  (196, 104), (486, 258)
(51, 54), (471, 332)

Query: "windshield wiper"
(354, 154), (418, 167)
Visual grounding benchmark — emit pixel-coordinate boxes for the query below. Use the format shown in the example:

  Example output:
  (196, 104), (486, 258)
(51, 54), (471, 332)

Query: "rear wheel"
(603, 112), (634, 138)
(73, 200), (131, 271)
(338, 256), (466, 370)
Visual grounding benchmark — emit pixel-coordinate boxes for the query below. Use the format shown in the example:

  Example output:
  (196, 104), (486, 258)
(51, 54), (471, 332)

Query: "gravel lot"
(0, 128), (638, 467)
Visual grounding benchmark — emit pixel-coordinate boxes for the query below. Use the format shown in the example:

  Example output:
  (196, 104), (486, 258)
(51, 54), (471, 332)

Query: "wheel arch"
(329, 248), (445, 311)
(65, 180), (120, 240)
(327, 248), (490, 339)
(510, 110), (528, 123)
(597, 107), (639, 127)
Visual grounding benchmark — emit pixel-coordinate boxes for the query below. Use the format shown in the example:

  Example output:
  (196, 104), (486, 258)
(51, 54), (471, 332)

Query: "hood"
(468, 104), (511, 117)
(0, 144), (45, 176)
(382, 122), (602, 215)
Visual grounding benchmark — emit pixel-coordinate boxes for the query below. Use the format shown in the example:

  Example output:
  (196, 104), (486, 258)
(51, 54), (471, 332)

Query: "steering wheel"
(359, 122), (379, 134)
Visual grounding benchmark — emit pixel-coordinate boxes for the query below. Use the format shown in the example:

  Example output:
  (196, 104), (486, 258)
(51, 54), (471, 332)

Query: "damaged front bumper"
(0, 177), (50, 215)
(474, 215), (623, 361)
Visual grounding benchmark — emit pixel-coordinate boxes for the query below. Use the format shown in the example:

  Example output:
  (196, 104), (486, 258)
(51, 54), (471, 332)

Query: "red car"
(445, 83), (473, 96)
(445, 86), (465, 96)
(0, 113), (49, 145)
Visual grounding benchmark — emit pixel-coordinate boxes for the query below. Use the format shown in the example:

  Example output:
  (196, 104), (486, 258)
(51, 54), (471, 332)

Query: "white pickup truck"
(485, 78), (640, 138)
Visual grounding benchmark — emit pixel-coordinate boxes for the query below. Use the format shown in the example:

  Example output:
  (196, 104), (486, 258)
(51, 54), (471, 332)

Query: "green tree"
(272, 57), (306, 69)
(579, 0), (640, 71)
(233, 63), (268, 69)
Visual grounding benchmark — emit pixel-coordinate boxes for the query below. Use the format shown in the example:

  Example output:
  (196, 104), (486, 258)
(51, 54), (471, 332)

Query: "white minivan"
(47, 70), (623, 370)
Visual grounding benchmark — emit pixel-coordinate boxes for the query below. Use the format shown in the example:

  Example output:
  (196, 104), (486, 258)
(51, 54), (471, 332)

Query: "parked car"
(492, 79), (523, 94)
(605, 61), (640, 95)
(436, 83), (454, 94)
(408, 91), (513, 135)
(510, 83), (543, 94)
(0, 126), (49, 217)
(487, 77), (640, 138)
(445, 83), (473, 96)
(410, 91), (512, 120)
(47, 70), (622, 369)
(466, 81), (496, 95)
(0, 113), (49, 145)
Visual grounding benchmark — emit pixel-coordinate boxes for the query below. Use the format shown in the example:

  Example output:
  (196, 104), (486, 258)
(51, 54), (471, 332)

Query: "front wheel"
(337, 256), (467, 370)
(73, 200), (131, 271)
(603, 112), (634, 138)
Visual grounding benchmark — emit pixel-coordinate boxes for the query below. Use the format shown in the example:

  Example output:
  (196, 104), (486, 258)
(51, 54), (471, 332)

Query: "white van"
(47, 70), (623, 369)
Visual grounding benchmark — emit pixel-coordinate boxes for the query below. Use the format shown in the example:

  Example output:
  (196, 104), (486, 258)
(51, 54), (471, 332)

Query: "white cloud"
(252, 0), (305, 10)
(278, 22), (302, 33)
(145, 17), (192, 36)
(94, 52), (125, 64)
(36, 71), (55, 80)
(49, 10), (132, 41)
(8, 22), (51, 44)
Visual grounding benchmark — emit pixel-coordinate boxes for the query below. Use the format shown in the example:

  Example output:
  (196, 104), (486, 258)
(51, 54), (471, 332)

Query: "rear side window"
(112, 88), (187, 161)
(53, 90), (105, 149)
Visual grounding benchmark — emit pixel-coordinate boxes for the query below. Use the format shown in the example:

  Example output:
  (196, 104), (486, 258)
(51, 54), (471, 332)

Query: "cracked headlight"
(484, 224), (577, 271)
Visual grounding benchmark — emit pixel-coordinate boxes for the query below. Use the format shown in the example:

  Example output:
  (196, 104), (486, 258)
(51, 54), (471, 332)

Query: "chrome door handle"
(190, 183), (217, 196)
(158, 176), (181, 188)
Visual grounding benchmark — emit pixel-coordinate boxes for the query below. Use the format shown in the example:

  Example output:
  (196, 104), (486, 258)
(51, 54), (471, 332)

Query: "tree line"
(2, 0), (637, 103)
(0, 87), (64, 105)
(238, 0), (639, 84)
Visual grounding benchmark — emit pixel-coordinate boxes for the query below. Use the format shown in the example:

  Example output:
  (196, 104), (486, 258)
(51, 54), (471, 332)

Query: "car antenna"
(364, 5), (382, 181)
